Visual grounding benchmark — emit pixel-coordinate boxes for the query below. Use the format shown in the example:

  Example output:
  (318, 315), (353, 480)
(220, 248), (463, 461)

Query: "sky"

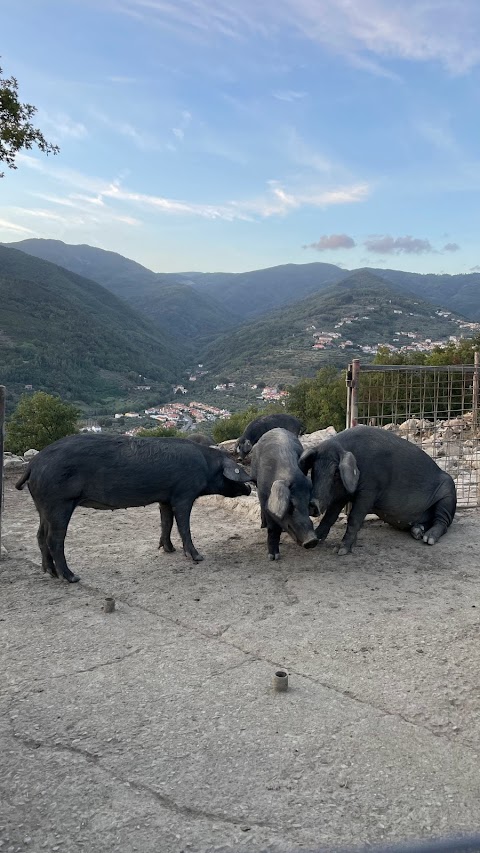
(1, 0), (480, 274)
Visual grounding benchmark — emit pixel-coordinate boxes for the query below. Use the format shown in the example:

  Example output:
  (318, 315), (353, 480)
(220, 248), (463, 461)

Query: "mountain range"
(8, 238), (480, 326)
(0, 245), (185, 411)
(200, 269), (479, 384)
(2, 238), (480, 410)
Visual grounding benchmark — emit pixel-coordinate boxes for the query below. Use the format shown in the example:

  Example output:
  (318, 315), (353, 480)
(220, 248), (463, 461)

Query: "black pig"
(236, 413), (305, 460)
(299, 425), (457, 554)
(251, 428), (318, 559)
(16, 433), (252, 583)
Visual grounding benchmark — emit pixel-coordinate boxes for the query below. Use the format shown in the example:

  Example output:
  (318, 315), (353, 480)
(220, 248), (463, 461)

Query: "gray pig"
(299, 425), (457, 554)
(16, 433), (252, 583)
(236, 413), (305, 460)
(251, 428), (318, 560)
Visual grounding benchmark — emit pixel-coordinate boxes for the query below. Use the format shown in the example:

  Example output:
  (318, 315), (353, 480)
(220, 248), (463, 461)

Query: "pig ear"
(222, 457), (252, 483)
(298, 448), (317, 474)
(267, 480), (290, 519)
(339, 451), (360, 493)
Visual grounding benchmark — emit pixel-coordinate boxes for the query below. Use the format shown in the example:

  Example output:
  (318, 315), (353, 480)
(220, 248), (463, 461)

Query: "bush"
(5, 391), (79, 455)
(136, 426), (181, 438)
(286, 367), (346, 433)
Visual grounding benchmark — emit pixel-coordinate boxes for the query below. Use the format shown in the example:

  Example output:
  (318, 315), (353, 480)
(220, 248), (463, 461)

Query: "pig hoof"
(411, 525), (425, 541)
(337, 545), (351, 556)
(65, 573), (80, 583)
(268, 553), (280, 561)
(423, 534), (436, 546)
(191, 553), (204, 563)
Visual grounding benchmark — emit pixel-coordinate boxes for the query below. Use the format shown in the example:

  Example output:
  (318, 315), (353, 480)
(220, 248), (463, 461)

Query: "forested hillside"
(0, 246), (185, 410)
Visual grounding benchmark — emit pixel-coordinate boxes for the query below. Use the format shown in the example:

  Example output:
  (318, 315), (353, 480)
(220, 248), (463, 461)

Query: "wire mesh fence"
(346, 359), (480, 508)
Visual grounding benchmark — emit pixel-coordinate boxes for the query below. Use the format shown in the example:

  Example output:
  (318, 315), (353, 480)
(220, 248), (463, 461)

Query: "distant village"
(77, 308), (480, 435)
(309, 308), (480, 356)
(81, 366), (288, 434)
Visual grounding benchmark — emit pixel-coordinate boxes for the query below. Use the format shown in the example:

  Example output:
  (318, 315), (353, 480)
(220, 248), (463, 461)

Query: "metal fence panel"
(346, 358), (480, 508)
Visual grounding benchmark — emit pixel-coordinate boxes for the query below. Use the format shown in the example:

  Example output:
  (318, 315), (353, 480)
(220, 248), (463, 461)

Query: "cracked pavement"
(1, 473), (480, 852)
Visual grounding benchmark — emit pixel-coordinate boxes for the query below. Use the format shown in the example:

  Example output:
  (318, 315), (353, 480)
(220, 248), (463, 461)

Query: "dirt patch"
(1, 476), (480, 852)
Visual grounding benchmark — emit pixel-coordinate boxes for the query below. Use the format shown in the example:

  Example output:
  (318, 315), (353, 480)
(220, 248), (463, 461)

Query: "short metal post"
(0, 386), (5, 559)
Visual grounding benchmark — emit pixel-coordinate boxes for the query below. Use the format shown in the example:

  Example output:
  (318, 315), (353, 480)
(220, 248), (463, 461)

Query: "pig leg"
(172, 499), (204, 562)
(37, 518), (58, 578)
(337, 493), (374, 555)
(266, 519), (282, 561)
(45, 502), (80, 583)
(421, 491), (457, 545)
(315, 498), (346, 542)
(159, 502), (176, 552)
(260, 508), (267, 529)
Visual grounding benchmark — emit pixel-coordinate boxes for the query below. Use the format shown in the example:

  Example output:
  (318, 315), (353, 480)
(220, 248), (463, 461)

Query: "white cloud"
(17, 154), (369, 223)
(0, 218), (35, 235)
(416, 119), (458, 153)
(286, 129), (334, 175)
(272, 90), (307, 102)
(37, 111), (88, 142)
(91, 111), (161, 151)
(107, 75), (140, 83)
(110, 0), (480, 76)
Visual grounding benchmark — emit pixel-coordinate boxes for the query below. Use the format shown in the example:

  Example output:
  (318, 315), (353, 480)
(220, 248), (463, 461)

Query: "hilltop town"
(310, 309), (480, 356)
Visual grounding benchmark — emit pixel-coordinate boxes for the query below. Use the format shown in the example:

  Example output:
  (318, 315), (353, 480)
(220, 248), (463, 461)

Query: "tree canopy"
(287, 366), (346, 433)
(0, 60), (59, 177)
(6, 392), (79, 455)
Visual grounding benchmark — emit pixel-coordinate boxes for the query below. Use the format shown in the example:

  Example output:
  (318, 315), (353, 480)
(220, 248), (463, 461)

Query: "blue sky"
(2, 0), (480, 274)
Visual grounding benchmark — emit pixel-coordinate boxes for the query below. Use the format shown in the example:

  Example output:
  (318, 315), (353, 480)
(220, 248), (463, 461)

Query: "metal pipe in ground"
(273, 669), (289, 692)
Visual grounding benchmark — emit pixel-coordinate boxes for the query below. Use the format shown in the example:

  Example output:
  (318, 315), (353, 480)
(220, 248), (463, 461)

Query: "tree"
(6, 392), (79, 455)
(287, 367), (346, 432)
(0, 60), (59, 177)
(136, 425), (180, 437)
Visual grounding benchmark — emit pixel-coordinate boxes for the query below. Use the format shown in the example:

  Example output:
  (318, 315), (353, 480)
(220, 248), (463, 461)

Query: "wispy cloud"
(303, 234), (356, 251)
(110, 0), (480, 75)
(272, 90), (307, 102)
(37, 111), (88, 142)
(416, 118), (459, 153)
(19, 154), (370, 222)
(286, 129), (335, 175)
(364, 234), (434, 254)
(91, 110), (161, 151)
(171, 110), (192, 146)
(470, 265), (480, 272)
(444, 242), (460, 252)
(0, 218), (35, 235)
(107, 75), (140, 84)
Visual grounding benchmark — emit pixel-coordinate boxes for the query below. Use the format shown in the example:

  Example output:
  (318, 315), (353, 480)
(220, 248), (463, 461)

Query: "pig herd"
(16, 413), (457, 584)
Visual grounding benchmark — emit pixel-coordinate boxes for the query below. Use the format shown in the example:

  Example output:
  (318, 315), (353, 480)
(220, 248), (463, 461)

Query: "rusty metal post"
(0, 386), (5, 559)
(473, 352), (479, 433)
(345, 362), (353, 429)
(350, 358), (360, 428)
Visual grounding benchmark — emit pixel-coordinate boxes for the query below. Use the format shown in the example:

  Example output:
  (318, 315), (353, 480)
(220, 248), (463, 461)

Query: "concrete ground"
(1, 471), (480, 853)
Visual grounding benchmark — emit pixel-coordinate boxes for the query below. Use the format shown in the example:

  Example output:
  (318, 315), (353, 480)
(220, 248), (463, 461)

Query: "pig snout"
(286, 521), (318, 550)
(301, 533), (318, 549)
